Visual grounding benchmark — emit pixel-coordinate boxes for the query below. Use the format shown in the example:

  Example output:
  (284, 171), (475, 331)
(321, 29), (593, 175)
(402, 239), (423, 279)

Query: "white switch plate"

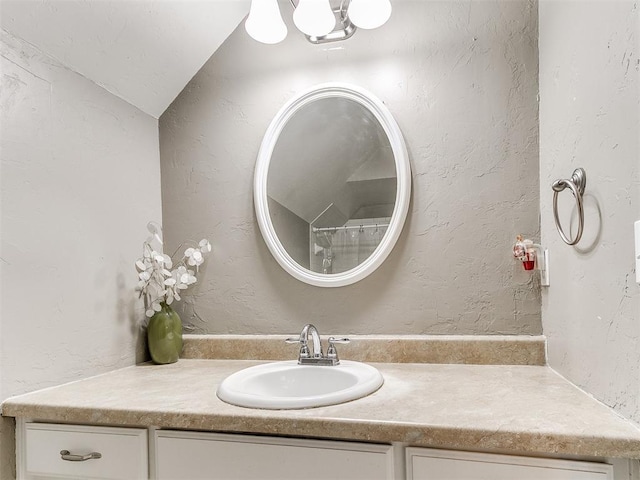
(635, 220), (640, 284)
(539, 248), (550, 287)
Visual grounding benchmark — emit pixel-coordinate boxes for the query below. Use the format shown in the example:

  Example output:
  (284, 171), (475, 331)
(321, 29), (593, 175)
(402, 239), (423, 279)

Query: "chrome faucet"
(302, 324), (323, 359)
(285, 324), (350, 366)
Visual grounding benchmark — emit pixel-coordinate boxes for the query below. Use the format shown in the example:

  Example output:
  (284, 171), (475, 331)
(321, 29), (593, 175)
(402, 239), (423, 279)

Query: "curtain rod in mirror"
(313, 224), (390, 233)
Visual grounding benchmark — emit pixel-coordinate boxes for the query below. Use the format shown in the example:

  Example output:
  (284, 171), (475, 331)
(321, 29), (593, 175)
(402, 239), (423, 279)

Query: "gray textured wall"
(1, 28), (161, 478)
(539, 1), (640, 426)
(159, 0), (541, 335)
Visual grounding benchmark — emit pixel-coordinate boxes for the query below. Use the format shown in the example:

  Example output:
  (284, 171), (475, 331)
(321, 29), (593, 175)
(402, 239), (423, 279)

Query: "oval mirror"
(254, 84), (411, 287)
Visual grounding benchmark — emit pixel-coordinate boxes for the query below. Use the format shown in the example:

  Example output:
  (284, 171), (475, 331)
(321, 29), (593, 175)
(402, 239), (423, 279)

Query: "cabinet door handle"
(60, 450), (102, 462)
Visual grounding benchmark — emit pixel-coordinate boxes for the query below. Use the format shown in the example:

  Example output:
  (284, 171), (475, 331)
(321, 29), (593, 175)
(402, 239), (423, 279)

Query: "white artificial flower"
(136, 223), (211, 317)
(189, 250), (204, 267)
(146, 221), (163, 251)
(186, 269), (197, 284)
(185, 246), (205, 267)
(199, 239), (212, 253)
(166, 288), (175, 305)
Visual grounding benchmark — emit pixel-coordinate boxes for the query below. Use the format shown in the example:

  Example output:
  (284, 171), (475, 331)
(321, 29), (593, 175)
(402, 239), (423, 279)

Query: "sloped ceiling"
(0, 0), (250, 118)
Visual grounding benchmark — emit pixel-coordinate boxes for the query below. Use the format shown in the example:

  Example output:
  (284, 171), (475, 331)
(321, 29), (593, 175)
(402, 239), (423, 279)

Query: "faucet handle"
(285, 336), (311, 360)
(327, 337), (350, 363)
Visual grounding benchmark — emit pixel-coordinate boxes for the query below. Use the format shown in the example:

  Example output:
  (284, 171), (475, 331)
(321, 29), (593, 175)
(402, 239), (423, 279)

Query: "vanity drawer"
(23, 422), (148, 479)
(154, 430), (395, 480)
(406, 448), (613, 480)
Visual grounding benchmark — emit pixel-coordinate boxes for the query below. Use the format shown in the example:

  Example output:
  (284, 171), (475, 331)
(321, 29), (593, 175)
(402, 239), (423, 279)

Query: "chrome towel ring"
(552, 168), (586, 246)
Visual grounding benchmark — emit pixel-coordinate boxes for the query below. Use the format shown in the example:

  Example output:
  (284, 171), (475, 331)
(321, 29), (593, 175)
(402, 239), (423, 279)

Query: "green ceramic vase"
(147, 303), (183, 364)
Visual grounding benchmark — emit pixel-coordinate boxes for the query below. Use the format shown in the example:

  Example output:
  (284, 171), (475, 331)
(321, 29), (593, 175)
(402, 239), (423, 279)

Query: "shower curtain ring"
(552, 168), (586, 246)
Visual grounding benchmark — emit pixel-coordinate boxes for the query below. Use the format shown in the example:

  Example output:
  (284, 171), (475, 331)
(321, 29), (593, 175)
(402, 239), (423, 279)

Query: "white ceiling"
(0, 0), (250, 118)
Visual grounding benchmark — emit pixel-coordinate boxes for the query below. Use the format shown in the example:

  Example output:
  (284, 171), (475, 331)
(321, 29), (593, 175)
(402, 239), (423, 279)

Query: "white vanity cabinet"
(153, 430), (396, 480)
(406, 448), (614, 480)
(17, 422), (626, 480)
(18, 422), (148, 479)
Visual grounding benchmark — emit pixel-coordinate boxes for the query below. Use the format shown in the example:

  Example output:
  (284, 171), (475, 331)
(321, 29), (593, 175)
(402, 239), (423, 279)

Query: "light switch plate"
(540, 248), (550, 287)
(635, 220), (640, 284)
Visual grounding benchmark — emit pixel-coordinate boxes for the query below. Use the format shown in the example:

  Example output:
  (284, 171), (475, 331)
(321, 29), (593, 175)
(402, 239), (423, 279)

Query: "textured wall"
(539, 1), (640, 426)
(160, 0), (541, 335)
(0, 29), (161, 477)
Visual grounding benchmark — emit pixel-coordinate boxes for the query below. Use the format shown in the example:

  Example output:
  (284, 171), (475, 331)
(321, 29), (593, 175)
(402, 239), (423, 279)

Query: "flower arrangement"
(135, 222), (211, 318)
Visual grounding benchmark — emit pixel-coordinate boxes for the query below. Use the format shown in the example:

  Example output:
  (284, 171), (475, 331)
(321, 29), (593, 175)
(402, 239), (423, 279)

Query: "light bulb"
(245, 0), (287, 45)
(293, 0), (336, 37)
(348, 0), (392, 30)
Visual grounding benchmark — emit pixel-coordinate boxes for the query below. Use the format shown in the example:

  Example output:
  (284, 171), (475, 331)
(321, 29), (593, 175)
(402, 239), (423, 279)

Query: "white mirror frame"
(254, 83), (411, 287)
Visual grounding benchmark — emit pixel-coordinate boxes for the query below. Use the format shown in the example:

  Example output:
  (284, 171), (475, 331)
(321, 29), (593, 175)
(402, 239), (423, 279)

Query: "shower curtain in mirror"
(329, 226), (388, 274)
(311, 217), (390, 275)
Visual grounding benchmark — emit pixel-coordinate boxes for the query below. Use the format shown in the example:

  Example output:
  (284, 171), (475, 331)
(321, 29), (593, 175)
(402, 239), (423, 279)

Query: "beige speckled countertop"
(3, 359), (640, 459)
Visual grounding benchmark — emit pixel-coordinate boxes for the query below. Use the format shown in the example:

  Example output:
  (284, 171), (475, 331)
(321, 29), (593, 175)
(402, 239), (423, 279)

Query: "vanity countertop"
(3, 359), (640, 459)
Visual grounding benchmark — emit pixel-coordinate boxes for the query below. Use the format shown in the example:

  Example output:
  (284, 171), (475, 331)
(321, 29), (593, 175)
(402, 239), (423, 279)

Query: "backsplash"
(159, 0), (540, 335)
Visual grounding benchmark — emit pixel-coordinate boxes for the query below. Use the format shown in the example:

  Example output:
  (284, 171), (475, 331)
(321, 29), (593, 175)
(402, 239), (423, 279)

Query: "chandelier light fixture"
(245, 0), (392, 45)
(245, 0), (288, 45)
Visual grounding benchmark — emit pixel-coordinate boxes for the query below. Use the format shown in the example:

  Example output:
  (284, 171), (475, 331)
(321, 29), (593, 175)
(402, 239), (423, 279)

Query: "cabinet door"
(406, 448), (613, 480)
(154, 430), (395, 480)
(22, 422), (148, 480)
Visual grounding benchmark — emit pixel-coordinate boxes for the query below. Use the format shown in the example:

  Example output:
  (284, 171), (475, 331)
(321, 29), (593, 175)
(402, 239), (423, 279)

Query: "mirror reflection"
(267, 97), (397, 275)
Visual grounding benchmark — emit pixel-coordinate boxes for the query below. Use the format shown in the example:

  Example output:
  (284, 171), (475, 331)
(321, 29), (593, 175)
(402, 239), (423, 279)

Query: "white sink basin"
(216, 360), (384, 410)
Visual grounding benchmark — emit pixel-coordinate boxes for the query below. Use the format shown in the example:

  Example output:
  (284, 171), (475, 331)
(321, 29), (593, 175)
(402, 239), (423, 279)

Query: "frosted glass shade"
(293, 0), (336, 37)
(245, 0), (287, 44)
(348, 0), (392, 29)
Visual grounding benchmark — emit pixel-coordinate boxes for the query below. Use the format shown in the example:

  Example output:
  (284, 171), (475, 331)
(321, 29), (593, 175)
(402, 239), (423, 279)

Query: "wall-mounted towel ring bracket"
(552, 168), (586, 246)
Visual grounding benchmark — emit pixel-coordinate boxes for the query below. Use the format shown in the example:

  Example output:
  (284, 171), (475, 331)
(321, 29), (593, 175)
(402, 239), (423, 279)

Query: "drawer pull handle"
(60, 450), (102, 462)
